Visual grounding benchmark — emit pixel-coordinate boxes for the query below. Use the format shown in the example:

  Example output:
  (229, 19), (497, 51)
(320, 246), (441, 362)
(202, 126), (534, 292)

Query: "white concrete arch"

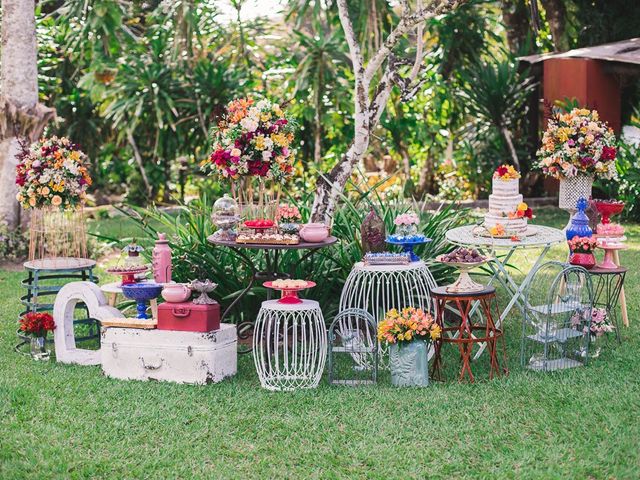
(53, 281), (124, 365)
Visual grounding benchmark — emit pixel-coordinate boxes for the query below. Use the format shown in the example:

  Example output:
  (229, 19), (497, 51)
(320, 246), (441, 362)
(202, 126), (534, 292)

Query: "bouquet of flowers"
(15, 136), (92, 210)
(571, 307), (614, 337)
(568, 235), (597, 253)
(536, 108), (617, 179)
(276, 204), (301, 223)
(377, 307), (441, 344)
(204, 97), (297, 183)
(493, 164), (521, 180)
(394, 212), (419, 226)
(19, 312), (55, 337)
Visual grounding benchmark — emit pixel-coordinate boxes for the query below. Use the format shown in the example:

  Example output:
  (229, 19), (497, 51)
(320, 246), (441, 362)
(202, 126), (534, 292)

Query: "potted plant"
(571, 307), (614, 358)
(19, 312), (55, 360)
(536, 108), (617, 214)
(276, 204), (302, 235)
(568, 236), (598, 269)
(378, 307), (441, 387)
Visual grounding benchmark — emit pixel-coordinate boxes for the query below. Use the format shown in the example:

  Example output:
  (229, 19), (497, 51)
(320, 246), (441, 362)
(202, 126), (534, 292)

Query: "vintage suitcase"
(157, 301), (221, 332)
(100, 323), (237, 385)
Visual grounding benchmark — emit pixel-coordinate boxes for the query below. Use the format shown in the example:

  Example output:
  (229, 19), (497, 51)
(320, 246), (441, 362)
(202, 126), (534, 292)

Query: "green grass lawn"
(1, 208), (639, 478)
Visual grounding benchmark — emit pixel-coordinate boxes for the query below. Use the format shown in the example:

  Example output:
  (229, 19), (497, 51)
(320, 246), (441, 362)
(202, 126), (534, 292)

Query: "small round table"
(208, 235), (337, 352)
(253, 299), (327, 391)
(18, 258), (99, 351)
(586, 266), (627, 344)
(430, 286), (507, 382)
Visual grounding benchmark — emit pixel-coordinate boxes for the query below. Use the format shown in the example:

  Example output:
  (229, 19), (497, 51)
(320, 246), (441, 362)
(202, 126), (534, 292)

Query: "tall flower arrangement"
(536, 108), (617, 180)
(204, 98), (297, 183)
(15, 136), (92, 210)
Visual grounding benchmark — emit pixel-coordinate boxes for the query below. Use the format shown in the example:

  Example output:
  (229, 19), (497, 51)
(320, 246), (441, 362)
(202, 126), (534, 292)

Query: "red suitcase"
(157, 302), (221, 332)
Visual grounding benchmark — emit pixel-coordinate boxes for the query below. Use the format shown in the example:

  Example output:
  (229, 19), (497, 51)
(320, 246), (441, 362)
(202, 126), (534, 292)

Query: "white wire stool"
(338, 261), (438, 365)
(253, 300), (327, 391)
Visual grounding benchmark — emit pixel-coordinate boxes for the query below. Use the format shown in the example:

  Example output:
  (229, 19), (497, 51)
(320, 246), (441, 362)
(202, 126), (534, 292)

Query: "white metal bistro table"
(445, 225), (566, 358)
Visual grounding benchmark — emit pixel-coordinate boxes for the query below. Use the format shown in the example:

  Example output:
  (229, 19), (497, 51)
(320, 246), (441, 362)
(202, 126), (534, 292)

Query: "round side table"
(18, 258), (99, 351)
(253, 300), (327, 391)
(587, 266), (627, 344)
(430, 286), (508, 383)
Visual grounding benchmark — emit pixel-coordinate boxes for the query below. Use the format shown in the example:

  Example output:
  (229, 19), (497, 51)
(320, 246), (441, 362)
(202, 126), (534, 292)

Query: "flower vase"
(559, 175), (593, 229)
(279, 222), (300, 235)
(396, 224), (418, 238)
(30, 335), (49, 360)
(389, 340), (429, 387)
(569, 252), (596, 270)
(589, 334), (602, 359)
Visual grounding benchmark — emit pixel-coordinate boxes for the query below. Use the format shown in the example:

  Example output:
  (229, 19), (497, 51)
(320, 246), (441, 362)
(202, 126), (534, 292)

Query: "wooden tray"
(101, 317), (158, 329)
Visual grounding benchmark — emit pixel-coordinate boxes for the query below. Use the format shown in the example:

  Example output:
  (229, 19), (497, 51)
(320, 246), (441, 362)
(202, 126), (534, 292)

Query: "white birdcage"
(253, 300), (327, 391)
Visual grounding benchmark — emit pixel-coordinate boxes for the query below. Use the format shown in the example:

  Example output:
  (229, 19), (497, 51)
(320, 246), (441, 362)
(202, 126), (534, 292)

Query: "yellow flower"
(517, 202), (528, 212)
(51, 195), (62, 206)
(271, 133), (287, 147)
(69, 151), (80, 161)
(29, 197), (36, 207)
(430, 325), (441, 340)
(254, 136), (266, 150)
(260, 112), (272, 122)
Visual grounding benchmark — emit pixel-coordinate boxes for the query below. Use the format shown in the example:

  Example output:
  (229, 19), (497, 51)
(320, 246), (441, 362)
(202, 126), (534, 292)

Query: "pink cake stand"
(263, 280), (316, 304)
(596, 240), (627, 270)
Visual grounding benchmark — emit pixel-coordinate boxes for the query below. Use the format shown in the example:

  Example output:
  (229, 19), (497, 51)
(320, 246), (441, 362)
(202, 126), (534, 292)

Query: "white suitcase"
(101, 323), (237, 385)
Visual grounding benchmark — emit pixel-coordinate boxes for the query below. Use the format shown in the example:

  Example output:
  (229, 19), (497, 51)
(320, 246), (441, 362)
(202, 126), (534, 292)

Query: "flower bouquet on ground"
(19, 312), (56, 360)
(378, 307), (441, 387)
(571, 307), (614, 358)
(568, 236), (598, 269)
(276, 204), (302, 235)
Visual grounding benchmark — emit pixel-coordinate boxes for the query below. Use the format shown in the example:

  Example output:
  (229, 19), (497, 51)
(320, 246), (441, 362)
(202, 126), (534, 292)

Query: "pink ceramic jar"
(161, 283), (191, 303)
(299, 223), (330, 243)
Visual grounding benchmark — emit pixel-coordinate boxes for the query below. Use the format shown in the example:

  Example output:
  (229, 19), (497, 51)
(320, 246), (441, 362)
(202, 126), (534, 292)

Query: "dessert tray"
(263, 279), (316, 304)
(106, 265), (149, 285)
(235, 231), (299, 245)
(436, 249), (492, 293)
(363, 252), (411, 265)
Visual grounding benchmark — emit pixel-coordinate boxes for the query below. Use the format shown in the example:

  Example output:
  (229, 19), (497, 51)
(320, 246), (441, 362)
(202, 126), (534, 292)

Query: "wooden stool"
(430, 286), (508, 382)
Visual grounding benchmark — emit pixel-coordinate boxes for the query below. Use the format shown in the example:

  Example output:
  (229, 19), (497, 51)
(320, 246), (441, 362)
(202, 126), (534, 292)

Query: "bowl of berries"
(436, 247), (491, 293)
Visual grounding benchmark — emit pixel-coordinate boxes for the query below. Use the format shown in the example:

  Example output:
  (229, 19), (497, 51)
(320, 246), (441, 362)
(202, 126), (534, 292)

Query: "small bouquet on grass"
(15, 136), (92, 210)
(377, 307), (441, 345)
(568, 236), (597, 253)
(19, 312), (55, 337)
(536, 108), (617, 180)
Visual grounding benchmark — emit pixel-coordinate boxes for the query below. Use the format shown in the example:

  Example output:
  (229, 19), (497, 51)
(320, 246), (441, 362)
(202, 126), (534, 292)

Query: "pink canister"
(299, 223), (330, 243)
(152, 232), (172, 283)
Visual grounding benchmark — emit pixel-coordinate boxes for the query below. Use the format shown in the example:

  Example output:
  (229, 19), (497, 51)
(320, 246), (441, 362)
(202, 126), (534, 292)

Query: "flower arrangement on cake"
(536, 108), (617, 180)
(377, 307), (441, 345)
(204, 97), (297, 183)
(15, 136), (92, 210)
(483, 165), (532, 234)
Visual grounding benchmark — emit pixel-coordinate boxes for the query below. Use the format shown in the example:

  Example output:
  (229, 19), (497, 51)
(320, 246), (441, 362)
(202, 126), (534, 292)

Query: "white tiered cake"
(484, 165), (528, 233)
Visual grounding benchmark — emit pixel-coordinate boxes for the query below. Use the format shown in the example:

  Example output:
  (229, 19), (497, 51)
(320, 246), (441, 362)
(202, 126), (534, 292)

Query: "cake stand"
(386, 236), (432, 262)
(597, 240), (627, 270)
(435, 256), (491, 293)
(106, 265), (149, 285)
(121, 283), (163, 319)
(263, 280), (316, 304)
(592, 199), (624, 225)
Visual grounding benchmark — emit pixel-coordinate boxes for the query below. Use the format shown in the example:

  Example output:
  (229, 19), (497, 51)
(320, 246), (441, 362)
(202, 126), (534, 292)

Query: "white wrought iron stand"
(253, 300), (327, 391)
(445, 225), (566, 359)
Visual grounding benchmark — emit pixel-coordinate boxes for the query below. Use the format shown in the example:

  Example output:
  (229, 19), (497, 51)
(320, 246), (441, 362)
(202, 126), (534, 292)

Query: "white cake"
(484, 177), (527, 232)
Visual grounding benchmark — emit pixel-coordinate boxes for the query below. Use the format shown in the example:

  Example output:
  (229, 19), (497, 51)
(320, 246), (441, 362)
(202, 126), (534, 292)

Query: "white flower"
(262, 150), (272, 161)
(240, 117), (258, 132)
(230, 148), (241, 157)
(256, 99), (270, 110)
(263, 137), (274, 149)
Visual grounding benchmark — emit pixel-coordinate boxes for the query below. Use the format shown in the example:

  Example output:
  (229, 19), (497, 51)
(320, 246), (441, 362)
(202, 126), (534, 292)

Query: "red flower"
(601, 146), (616, 161)
(496, 166), (508, 177)
(524, 208), (533, 219)
(19, 312), (55, 336)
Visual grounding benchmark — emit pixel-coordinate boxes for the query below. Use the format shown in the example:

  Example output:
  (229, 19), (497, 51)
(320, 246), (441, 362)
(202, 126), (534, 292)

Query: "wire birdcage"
(28, 206), (88, 267)
(328, 308), (378, 386)
(521, 261), (594, 371)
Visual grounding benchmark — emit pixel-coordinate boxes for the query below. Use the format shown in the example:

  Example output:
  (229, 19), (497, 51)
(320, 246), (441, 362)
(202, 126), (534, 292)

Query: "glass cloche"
(211, 194), (241, 241)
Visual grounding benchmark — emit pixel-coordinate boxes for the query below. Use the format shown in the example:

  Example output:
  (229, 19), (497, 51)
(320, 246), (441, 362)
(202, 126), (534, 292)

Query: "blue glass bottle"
(566, 197), (593, 241)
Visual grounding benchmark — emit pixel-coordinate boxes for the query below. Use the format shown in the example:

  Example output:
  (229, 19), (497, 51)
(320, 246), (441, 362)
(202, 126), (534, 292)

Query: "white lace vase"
(558, 175), (594, 211)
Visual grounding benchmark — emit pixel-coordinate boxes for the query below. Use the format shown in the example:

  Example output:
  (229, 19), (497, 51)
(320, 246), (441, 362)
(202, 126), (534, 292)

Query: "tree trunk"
(501, 126), (520, 170)
(500, 0), (534, 55)
(540, 0), (568, 51)
(0, 0), (39, 229)
(313, 61), (324, 165)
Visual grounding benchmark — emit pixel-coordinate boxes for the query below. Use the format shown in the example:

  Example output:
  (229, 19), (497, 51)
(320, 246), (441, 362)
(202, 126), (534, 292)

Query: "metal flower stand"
(587, 266), (627, 344)
(338, 261), (437, 365)
(253, 300), (327, 391)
